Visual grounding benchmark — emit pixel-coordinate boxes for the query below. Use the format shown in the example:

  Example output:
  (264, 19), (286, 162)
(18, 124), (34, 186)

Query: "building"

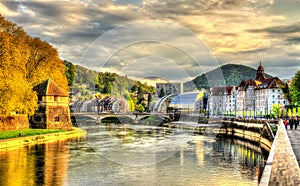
(30, 79), (72, 130)
(209, 86), (236, 115)
(236, 79), (260, 117)
(168, 91), (207, 114)
(156, 82), (183, 97)
(209, 63), (286, 118)
(255, 77), (286, 117)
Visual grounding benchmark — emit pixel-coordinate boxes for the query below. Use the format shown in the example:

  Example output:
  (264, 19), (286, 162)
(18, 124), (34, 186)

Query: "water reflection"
(0, 140), (70, 186)
(0, 128), (268, 185)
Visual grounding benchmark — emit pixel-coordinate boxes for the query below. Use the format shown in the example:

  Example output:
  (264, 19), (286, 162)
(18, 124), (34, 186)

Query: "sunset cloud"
(1, 0), (300, 80)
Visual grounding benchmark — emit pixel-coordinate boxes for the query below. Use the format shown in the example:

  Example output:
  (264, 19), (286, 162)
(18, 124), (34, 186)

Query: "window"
(54, 95), (58, 101)
(35, 116), (41, 122)
(54, 117), (60, 122)
(38, 95), (43, 102)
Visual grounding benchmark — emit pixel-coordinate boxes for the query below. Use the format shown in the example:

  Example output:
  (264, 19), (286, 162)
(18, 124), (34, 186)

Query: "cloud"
(1, 0), (299, 81)
(248, 22), (300, 34)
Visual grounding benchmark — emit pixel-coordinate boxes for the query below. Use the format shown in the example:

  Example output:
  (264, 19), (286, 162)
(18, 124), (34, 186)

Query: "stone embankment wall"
(0, 115), (29, 131)
(226, 121), (274, 151)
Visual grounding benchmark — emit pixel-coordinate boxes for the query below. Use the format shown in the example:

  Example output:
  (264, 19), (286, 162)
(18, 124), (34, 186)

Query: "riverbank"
(0, 127), (86, 151)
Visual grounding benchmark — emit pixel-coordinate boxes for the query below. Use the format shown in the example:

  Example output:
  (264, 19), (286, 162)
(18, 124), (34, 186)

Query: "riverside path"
(287, 129), (300, 166)
(260, 119), (300, 186)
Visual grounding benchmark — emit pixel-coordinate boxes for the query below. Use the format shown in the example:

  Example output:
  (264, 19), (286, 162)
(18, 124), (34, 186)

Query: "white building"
(209, 63), (286, 118)
(209, 86), (236, 115)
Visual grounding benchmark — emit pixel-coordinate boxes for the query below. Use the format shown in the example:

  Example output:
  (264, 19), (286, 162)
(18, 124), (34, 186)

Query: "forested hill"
(64, 60), (155, 97)
(183, 64), (272, 91)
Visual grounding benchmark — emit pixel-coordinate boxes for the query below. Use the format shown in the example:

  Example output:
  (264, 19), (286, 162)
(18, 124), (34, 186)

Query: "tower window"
(54, 95), (58, 101)
(54, 117), (60, 122)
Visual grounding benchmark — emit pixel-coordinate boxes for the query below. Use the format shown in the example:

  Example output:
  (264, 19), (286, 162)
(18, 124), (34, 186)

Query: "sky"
(1, 0), (300, 83)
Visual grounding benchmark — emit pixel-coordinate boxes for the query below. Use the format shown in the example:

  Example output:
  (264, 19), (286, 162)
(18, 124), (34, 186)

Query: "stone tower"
(30, 79), (72, 130)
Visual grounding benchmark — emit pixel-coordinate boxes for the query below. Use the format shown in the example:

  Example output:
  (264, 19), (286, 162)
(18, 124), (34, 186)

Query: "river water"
(0, 117), (268, 186)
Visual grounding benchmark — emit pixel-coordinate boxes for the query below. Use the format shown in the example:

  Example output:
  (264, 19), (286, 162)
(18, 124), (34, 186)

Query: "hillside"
(64, 60), (155, 95)
(183, 64), (272, 91)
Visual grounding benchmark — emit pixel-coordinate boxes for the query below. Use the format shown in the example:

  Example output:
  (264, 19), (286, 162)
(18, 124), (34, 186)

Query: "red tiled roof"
(256, 77), (284, 89)
(237, 79), (261, 91)
(33, 79), (68, 97)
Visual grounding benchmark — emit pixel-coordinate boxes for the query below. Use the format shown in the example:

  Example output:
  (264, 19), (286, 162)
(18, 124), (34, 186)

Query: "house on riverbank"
(30, 79), (72, 130)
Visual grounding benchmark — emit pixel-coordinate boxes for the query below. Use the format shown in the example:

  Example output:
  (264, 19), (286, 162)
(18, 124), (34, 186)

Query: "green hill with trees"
(183, 64), (272, 91)
(64, 60), (155, 112)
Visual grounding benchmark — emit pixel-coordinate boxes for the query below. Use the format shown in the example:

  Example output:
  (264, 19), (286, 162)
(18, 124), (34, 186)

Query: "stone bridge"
(74, 112), (172, 122)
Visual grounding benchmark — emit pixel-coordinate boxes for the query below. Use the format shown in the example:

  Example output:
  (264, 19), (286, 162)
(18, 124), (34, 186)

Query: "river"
(0, 116), (268, 186)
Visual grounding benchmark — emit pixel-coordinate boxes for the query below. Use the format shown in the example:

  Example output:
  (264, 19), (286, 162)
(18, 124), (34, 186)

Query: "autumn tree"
(25, 37), (68, 91)
(0, 14), (68, 115)
(0, 31), (37, 115)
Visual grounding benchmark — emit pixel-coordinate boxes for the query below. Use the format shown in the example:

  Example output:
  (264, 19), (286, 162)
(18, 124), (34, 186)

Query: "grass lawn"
(0, 129), (67, 140)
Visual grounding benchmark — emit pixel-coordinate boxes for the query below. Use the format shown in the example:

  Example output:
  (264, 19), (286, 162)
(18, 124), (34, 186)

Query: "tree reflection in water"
(0, 140), (70, 186)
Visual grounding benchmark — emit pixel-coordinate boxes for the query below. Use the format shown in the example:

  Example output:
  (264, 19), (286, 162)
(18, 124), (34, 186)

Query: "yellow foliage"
(0, 15), (67, 115)
(196, 90), (204, 101)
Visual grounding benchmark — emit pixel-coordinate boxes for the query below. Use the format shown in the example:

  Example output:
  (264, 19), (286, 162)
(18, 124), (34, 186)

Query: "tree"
(64, 61), (77, 87)
(282, 83), (292, 104)
(290, 70), (300, 104)
(0, 15), (68, 115)
(271, 103), (282, 118)
(158, 88), (165, 98)
(102, 82), (112, 94)
(136, 104), (145, 112)
(0, 31), (37, 115)
(25, 37), (68, 91)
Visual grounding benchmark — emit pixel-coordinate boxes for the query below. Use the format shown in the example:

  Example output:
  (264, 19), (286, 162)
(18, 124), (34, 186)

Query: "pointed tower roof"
(257, 61), (264, 71)
(255, 62), (267, 82)
(33, 79), (68, 97)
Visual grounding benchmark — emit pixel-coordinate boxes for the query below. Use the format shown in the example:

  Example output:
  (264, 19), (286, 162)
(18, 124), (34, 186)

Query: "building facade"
(209, 86), (236, 115)
(209, 63), (286, 118)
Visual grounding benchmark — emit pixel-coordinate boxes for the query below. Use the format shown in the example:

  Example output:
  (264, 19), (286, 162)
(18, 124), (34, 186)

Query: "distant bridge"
(73, 112), (172, 122)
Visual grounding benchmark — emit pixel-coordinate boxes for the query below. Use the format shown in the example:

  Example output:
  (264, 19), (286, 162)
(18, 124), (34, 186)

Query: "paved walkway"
(260, 120), (300, 185)
(287, 128), (300, 166)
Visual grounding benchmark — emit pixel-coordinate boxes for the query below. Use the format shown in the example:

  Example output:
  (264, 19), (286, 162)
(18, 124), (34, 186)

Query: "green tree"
(64, 61), (77, 87)
(158, 88), (165, 98)
(282, 83), (292, 104)
(102, 82), (112, 94)
(271, 103), (282, 118)
(136, 104), (145, 112)
(290, 70), (300, 104)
